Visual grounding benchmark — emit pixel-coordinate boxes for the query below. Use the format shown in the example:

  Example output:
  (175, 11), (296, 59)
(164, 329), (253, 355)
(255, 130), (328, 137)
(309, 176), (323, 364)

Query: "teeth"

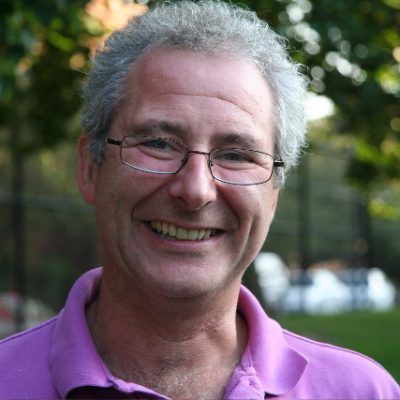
(149, 221), (216, 241)
(162, 222), (169, 236)
(169, 224), (176, 237)
(176, 228), (188, 240)
(188, 230), (199, 240)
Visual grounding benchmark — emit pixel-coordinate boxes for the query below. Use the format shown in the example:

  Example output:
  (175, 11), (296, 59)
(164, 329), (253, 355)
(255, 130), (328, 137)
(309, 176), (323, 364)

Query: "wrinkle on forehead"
(124, 48), (275, 119)
(157, 91), (265, 122)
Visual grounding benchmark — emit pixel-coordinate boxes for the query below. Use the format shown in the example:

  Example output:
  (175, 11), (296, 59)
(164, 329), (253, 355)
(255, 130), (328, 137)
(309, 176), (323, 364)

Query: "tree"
(0, 1), (93, 154)
(0, 0), (147, 154)
(0, 0), (93, 328)
(236, 0), (400, 215)
(0, 0), (147, 328)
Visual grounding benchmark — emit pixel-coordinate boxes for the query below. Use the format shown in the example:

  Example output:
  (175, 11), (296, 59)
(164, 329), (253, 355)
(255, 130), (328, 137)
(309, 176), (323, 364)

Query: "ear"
(77, 133), (97, 205)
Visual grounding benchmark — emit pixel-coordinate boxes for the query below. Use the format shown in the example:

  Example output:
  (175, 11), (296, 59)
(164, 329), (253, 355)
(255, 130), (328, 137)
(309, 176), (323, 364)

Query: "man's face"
(79, 48), (280, 299)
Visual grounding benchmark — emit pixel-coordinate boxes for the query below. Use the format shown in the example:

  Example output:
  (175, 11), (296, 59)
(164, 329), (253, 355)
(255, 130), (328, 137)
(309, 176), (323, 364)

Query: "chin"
(154, 273), (240, 301)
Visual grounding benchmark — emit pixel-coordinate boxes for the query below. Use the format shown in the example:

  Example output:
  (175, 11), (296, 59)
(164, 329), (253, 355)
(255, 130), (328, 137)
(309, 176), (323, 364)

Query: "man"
(0, 1), (399, 399)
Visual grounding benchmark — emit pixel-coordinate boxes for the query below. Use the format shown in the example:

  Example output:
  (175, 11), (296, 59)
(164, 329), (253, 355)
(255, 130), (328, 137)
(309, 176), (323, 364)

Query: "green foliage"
(238, 0), (400, 211)
(0, 0), (91, 155)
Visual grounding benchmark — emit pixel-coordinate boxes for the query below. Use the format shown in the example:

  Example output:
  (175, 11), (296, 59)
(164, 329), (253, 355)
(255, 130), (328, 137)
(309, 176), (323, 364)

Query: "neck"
(86, 274), (247, 399)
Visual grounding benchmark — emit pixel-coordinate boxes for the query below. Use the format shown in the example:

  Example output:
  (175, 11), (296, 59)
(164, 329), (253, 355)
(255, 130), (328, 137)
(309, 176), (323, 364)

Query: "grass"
(277, 308), (400, 383)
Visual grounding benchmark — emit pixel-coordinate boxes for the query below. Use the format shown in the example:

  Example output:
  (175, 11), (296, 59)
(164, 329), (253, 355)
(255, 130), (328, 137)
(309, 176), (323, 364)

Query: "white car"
(280, 268), (353, 315)
(337, 267), (396, 311)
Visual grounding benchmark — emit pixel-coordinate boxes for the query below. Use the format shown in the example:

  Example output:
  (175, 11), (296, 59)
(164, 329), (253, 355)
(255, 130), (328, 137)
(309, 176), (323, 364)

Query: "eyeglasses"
(105, 135), (284, 186)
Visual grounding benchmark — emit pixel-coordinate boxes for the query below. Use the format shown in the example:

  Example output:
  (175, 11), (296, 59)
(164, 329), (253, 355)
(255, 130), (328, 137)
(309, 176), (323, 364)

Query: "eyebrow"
(128, 119), (265, 150)
(130, 120), (186, 136)
(214, 132), (261, 149)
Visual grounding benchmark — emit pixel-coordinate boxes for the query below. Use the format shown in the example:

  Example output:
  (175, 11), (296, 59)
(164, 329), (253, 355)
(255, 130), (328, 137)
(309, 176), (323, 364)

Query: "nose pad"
(168, 152), (217, 210)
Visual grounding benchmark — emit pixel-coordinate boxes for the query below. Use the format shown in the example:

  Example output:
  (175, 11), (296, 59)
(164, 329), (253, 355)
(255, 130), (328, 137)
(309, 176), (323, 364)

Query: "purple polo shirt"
(0, 268), (399, 399)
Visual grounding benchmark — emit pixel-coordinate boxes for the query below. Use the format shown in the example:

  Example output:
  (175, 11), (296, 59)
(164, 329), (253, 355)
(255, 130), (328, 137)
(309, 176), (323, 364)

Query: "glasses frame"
(105, 136), (285, 186)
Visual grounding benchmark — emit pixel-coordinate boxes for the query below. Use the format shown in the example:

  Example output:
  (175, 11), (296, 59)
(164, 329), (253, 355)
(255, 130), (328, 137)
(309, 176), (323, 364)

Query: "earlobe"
(77, 133), (97, 205)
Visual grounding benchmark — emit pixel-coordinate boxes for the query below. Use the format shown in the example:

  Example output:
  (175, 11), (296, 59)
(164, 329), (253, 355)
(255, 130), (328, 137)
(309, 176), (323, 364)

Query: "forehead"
(128, 48), (273, 113)
(114, 48), (276, 146)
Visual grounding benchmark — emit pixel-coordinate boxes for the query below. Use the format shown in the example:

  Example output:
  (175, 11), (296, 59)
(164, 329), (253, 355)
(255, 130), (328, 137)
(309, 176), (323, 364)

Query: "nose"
(168, 152), (217, 210)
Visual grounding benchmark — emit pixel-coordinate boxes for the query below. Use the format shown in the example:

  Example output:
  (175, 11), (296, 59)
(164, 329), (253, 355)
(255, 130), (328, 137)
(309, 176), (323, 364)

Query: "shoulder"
(0, 317), (59, 398)
(0, 317), (57, 358)
(283, 329), (400, 399)
(283, 328), (390, 372)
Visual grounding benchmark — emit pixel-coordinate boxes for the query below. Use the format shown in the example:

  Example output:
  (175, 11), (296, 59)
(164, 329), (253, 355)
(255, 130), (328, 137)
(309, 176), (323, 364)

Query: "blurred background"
(1, 0), (399, 381)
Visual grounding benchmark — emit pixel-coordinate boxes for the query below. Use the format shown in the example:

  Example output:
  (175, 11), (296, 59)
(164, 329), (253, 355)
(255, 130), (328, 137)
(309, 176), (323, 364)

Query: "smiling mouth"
(149, 221), (218, 241)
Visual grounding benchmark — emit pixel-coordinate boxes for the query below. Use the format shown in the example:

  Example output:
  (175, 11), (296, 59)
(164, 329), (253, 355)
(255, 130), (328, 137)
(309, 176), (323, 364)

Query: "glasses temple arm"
(106, 138), (122, 146)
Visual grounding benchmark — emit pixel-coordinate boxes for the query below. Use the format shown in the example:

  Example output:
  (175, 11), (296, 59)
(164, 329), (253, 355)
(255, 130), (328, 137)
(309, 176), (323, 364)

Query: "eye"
(133, 137), (185, 160)
(214, 149), (255, 164)
(140, 138), (172, 150)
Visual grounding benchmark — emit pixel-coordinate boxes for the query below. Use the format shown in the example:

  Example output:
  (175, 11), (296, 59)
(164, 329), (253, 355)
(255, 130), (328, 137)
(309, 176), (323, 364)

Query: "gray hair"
(81, 0), (307, 185)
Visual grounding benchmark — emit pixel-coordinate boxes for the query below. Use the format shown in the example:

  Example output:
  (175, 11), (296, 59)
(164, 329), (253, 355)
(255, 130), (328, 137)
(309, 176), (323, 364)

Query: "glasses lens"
(118, 137), (277, 185)
(210, 148), (274, 185)
(121, 136), (185, 173)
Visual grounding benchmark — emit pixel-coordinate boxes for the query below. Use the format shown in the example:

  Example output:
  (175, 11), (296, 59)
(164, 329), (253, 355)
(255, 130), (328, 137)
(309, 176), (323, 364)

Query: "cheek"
(223, 189), (273, 272)
(96, 168), (170, 224)
(234, 187), (278, 242)
(234, 186), (276, 220)
(94, 169), (129, 234)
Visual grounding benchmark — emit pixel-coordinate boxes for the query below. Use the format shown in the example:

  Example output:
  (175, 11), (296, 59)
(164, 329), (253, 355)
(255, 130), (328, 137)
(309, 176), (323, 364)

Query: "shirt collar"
(237, 285), (308, 396)
(50, 268), (166, 399)
(49, 268), (111, 398)
(49, 268), (307, 398)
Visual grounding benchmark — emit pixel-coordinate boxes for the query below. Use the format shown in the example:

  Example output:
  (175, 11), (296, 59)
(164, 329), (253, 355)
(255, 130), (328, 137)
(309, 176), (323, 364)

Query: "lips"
(149, 221), (218, 241)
